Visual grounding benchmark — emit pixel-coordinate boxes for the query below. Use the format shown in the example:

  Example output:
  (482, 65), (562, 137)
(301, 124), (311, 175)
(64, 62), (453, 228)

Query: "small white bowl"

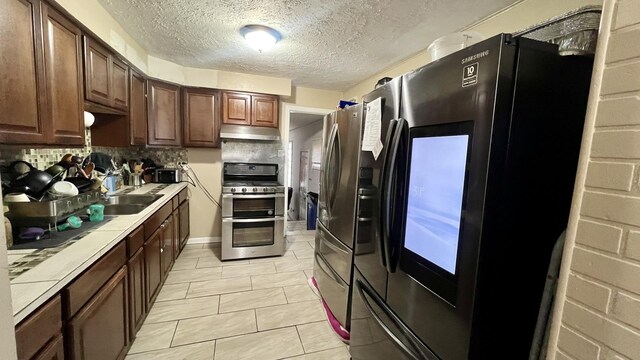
(51, 181), (79, 197)
(4, 192), (30, 203)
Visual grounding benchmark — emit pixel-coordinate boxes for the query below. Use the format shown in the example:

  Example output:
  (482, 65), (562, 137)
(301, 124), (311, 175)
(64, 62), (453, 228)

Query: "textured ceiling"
(98, 0), (520, 90)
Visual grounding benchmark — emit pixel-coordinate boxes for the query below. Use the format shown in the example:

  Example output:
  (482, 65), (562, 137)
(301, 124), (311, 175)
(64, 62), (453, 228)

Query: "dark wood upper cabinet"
(183, 87), (220, 147)
(147, 80), (181, 147)
(42, 2), (84, 146)
(252, 94), (279, 128)
(0, 0), (83, 146)
(67, 266), (129, 360)
(222, 91), (279, 128)
(111, 57), (129, 111)
(0, 0), (47, 145)
(83, 36), (129, 112)
(83, 38), (111, 107)
(222, 91), (251, 126)
(129, 70), (147, 146)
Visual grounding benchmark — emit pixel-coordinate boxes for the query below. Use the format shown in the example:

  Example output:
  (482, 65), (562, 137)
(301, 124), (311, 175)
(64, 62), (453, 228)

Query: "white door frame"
(281, 103), (333, 231)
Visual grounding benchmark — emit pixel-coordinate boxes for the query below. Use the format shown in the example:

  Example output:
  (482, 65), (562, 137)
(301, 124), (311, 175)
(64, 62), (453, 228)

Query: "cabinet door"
(111, 57), (129, 111)
(128, 247), (145, 340)
(34, 335), (64, 360)
(144, 230), (162, 306)
(251, 94), (279, 128)
(0, 0), (47, 144)
(129, 70), (147, 145)
(41, 3), (84, 145)
(161, 216), (174, 278)
(83, 37), (111, 107)
(68, 266), (129, 360)
(183, 88), (220, 147)
(173, 211), (180, 260)
(222, 92), (251, 126)
(147, 80), (181, 146)
(15, 295), (62, 360)
(179, 200), (190, 250)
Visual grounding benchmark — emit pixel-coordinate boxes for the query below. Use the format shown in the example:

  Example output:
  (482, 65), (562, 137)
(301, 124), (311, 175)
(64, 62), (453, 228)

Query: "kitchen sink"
(102, 204), (149, 215)
(101, 194), (164, 206)
(100, 194), (164, 215)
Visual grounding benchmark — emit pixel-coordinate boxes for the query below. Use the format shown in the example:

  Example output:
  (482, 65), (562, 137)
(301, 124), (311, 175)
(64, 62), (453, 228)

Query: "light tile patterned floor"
(125, 221), (349, 360)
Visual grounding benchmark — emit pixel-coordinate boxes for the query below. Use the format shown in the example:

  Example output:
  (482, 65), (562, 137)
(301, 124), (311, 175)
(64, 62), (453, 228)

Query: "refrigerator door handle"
(323, 123), (339, 215)
(355, 279), (433, 360)
(379, 119), (398, 269)
(389, 118), (408, 272)
(382, 118), (407, 273)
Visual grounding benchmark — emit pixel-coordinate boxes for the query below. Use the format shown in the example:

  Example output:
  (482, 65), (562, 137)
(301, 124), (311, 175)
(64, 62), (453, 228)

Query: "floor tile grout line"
(294, 325), (307, 355)
(168, 317), (180, 348)
(128, 338), (216, 356)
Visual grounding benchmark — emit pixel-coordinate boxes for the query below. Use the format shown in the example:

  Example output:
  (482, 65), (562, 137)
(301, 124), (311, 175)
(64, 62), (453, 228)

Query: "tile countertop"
(8, 183), (188, 325)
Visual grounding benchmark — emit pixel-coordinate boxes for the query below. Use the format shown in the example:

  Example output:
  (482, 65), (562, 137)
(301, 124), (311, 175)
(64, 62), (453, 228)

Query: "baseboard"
(187, 236), (221, 244)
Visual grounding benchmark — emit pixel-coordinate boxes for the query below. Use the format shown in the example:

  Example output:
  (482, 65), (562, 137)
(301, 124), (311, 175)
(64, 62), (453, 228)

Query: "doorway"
(281, 105), (333, 229)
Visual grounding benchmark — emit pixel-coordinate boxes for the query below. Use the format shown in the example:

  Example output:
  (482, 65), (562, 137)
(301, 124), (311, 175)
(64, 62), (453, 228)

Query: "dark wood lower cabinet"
(15, 196), (191, 359)
(67, 266), (129, 360)
(15, 295), (62, 360)
(35, 335), (64, 360)
(179, 200), (190, 250)
(127, 247), (146, 340)
(144, 230), (163, 307)
(161, 216), (174, 279)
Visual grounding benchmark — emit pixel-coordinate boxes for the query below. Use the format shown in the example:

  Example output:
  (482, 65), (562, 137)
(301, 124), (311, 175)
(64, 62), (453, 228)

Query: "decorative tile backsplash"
(221, 139), (285, 183)
(0, 129), (187, 171)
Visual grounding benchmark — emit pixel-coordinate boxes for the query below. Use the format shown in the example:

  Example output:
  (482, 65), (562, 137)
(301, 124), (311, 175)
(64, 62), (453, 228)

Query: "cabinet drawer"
(315, 223), (353, 283)
(144, 202), (173, 240)
(172, 195), (179, 211)
(126, 226), (144, 258)
(313, 253), (349, 328)
(179, 188), (188, 204)
(15, 295), (62, 360)
(64, 241), (126, 319)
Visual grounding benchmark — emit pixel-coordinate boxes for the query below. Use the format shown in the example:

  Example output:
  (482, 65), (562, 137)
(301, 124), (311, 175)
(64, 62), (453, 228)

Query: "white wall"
(289, 119), (323, 219)
(548, 0), (640, 359)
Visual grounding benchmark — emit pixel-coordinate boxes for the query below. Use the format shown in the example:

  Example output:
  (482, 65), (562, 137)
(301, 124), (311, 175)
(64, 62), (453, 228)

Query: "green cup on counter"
(89, 204), (105, 222)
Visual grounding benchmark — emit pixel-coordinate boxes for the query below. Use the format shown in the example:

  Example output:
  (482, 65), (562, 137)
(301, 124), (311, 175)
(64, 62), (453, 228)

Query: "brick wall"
(549, 0), (640, 359)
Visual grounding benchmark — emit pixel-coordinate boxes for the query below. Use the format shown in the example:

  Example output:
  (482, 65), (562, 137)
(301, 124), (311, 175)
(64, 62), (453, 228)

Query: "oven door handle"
(222, 216), (284, 223)
(222, 194), (285, 199)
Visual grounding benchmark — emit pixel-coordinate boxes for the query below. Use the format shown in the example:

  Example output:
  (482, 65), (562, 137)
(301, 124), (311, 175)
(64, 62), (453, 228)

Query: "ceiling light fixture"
(240, 25), (282, 52)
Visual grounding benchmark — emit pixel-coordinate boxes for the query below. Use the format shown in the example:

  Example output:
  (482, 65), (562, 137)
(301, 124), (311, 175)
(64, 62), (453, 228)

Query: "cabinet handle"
(160, 247), (164, 253)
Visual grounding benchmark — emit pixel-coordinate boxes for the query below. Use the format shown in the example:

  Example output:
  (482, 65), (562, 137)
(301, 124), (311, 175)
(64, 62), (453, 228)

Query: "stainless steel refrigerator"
(350, 34), (593, 359)
(314, 105), (363, 329)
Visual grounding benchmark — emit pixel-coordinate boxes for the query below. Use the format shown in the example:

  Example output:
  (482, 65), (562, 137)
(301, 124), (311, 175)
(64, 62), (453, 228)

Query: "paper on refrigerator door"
(372, 139), (383, 160)
(363, 97), (383, 159)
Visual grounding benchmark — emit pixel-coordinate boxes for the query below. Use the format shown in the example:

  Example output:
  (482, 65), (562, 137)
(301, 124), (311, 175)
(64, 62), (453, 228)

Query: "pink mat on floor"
(309, 276), (350, 342)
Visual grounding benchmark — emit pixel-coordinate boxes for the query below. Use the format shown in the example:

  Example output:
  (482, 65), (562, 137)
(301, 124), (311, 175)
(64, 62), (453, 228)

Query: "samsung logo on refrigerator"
(461, 50), (490, 64)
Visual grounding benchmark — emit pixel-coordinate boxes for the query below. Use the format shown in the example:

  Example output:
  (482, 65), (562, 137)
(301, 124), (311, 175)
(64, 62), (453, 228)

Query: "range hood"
(220, 124), (281, 141)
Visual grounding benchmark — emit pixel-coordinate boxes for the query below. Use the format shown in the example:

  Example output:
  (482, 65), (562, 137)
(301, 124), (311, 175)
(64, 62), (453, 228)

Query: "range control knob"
(230, 188), (236, 193)
(242, 188), (247, 193)
(263, 187), (268, 192)
(253, 187), (257, 192)
(271, 188), (276, 193)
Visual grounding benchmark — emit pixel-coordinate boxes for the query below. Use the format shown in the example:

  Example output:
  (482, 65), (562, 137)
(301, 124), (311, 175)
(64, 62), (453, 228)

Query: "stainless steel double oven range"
(221, 163), (285, 260)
